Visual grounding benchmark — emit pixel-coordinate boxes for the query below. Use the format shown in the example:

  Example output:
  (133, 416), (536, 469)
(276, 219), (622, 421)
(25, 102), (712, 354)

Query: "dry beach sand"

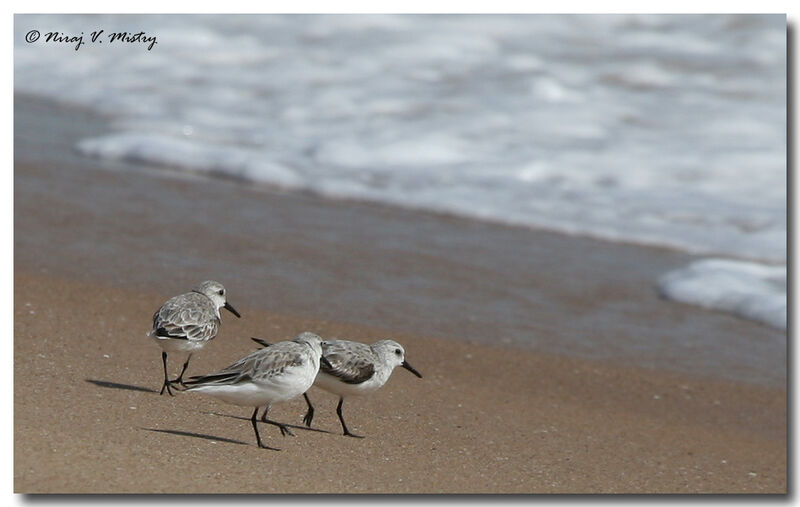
(13, 96), (786, 493)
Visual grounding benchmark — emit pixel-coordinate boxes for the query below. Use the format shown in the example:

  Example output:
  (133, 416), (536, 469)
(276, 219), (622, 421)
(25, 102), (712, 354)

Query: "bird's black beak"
(224, 302), (241, 318)
(320, 355), (332, 369)
(402, 360), (422, 378)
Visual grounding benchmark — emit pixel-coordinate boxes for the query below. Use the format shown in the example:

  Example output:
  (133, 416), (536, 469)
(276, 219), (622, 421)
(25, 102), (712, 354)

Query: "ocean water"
(14, 14), (786, 328)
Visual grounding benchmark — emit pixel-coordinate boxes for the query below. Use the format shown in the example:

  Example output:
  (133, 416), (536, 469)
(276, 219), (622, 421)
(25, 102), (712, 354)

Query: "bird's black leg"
(337, 397), (363, 438)
(251, 407), (280, 450)
(260, 406), (295, 437)
(173, 353), (192, 387)
(159, 351), (174, 396)
(302, 392), (315, 427)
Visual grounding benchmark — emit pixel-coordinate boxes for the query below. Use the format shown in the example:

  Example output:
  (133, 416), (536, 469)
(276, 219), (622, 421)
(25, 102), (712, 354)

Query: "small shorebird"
(183, 332), (327, 450)
(252, 337), (422, 438)
(148, 280), (241, 396)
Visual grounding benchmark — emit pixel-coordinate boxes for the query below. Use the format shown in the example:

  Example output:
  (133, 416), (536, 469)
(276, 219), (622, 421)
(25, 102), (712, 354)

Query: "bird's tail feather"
(183, 371), (241, 388)
(250, 337), (271, 348)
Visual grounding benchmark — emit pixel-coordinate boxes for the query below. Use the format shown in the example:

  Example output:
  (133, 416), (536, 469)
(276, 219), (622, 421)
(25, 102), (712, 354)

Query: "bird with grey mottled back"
(148, 280), (240, 395)
(184, 332), (327, 450)
(252, 336), (422, 438)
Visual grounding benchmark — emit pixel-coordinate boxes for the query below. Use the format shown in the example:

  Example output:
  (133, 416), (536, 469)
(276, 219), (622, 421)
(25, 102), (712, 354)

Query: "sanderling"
(183, 332), (327, 450)
(148, 280), (241, 396)
(254, 337), (422, 438)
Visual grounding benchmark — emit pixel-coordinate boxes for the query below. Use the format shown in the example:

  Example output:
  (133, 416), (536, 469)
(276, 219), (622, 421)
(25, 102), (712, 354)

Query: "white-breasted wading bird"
(184, 332), (328, 450)
(252, 336), (422, 438)
(148, 280), (241, 395)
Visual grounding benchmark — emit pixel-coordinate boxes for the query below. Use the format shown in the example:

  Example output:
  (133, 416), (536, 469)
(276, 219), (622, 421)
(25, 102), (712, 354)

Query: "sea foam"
(14, 14), (787, 328)
(658, 259), (786, 330)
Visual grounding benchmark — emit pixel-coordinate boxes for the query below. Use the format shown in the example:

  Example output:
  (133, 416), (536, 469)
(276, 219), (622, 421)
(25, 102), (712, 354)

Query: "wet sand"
(13, 271), (786, 493)
(13, 95), (786, 493)
(13, 95), (787, 387)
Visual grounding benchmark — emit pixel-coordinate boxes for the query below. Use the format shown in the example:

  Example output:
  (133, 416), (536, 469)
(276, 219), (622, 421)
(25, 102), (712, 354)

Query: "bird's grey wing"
(252, 344), (307, 383)
(153, 294), (219, 342)
(189, 344), (306, 388)
(320, 342), (375, 384)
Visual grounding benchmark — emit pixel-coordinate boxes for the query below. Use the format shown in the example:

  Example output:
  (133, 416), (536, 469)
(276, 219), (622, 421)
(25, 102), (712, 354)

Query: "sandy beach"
(13, 96), (786, 493)
(13, 271), (786, 493)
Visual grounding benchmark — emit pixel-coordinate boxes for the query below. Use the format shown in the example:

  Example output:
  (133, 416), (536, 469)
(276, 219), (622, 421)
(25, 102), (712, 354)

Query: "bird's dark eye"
(218, 289), (224, 295)
(395, 349), (401, 356)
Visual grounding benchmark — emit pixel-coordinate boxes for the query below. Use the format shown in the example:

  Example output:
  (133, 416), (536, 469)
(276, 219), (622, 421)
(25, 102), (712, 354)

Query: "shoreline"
(14, 152), (787, 387)
(13, 93), (787, 493)
(13, 270), (786, 493)
(14, 93), (786, 388)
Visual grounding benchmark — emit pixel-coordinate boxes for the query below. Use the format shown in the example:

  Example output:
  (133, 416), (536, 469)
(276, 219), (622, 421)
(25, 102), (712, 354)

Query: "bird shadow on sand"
(141, 427), (248, 446)
(201, 411), (333, 434)
(85, 378), (159, 393)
